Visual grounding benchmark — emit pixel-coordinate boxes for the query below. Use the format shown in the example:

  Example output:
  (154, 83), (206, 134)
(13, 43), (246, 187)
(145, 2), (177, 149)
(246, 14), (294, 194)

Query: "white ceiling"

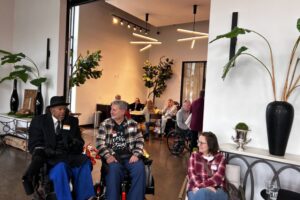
(105, 0), (211, 27)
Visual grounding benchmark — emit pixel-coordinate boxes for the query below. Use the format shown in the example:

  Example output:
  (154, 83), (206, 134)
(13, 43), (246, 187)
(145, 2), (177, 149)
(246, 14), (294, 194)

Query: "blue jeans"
(188, 188), (228, 200)
(105, 159), (146, 200)
(49, 160), (95, 200)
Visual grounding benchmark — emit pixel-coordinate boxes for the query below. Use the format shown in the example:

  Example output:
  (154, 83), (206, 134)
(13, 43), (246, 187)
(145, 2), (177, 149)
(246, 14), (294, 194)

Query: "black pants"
(190, 130), (199, 151)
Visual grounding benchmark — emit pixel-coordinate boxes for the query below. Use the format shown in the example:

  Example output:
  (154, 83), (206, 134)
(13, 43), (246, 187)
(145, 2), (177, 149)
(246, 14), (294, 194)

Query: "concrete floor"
(0, 128), (189, 200)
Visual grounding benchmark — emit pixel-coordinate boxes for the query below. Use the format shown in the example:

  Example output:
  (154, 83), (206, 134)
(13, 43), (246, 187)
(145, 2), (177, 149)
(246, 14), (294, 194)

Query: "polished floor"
(0, 128), (190, 200)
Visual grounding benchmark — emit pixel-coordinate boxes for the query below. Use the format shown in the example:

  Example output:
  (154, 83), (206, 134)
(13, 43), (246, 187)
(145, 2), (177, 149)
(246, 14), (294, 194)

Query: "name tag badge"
(128, 127), (135, 132)
(63, 125), (70, 130)
(211, 164), (217, 171)
(112, 131), (117, 137)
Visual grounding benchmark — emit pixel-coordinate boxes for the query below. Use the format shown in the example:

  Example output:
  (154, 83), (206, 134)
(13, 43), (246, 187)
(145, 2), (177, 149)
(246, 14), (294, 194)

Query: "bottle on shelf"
(10, 79), (19, 113)
(34, 85), (44, 116)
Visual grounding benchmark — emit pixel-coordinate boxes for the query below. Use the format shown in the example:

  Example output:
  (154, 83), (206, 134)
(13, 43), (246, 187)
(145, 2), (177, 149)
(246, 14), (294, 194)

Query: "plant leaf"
(222, 46), (248, 79)
(14, 65), (33, 72)
(297, 18), (300, 32)
(210, 27), (251, 43)
(30, 77), (47, 87)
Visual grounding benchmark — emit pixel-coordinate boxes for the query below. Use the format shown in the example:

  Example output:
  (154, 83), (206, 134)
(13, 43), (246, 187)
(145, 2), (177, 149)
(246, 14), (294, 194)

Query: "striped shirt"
(96, 118), (144, 159)
(187, 151), (226, 191)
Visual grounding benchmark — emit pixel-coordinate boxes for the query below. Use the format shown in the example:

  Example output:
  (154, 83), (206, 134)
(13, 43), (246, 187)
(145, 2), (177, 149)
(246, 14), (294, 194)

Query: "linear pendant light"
(130, 13), (161, 52)
(177, 5), (208, 49)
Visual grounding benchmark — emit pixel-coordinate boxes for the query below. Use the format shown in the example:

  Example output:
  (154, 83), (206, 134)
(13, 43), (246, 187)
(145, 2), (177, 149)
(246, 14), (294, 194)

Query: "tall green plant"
(0, 50), (47, 87)
(210, 18), (300, 102)
(142, 57), (174, 102)
(68, 50), (102, 98)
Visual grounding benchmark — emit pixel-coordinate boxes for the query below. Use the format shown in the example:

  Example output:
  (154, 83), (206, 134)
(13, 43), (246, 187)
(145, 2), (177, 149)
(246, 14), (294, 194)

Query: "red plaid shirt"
(187, 151), (226, 191)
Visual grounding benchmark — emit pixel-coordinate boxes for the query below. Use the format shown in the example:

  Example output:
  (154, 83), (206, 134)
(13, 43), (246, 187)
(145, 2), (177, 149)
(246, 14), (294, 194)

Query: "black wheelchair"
(94, 155), (155, 200)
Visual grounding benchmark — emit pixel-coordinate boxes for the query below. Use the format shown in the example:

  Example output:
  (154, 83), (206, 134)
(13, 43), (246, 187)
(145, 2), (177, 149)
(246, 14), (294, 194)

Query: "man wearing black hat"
(24, 96), (95, 200)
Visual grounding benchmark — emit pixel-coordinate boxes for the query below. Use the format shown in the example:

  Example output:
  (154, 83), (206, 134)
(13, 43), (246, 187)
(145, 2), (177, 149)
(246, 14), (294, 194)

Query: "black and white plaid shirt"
(96, 118), (144, 159)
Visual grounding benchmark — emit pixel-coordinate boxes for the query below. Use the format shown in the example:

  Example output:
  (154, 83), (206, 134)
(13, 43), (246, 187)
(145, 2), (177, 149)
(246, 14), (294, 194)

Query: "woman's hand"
(206, 186), (217, 192)
(192, 187), (199, 193)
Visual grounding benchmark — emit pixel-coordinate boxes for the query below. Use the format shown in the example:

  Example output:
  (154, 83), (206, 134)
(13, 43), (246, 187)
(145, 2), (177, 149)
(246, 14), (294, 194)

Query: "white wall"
(207, 1), (300, 198)
(149, 21), (209, 109)
(0, 0), (15, 112)
(206, 0), (300, 155)
(13, 0), (66, 107)
(0, 0), (66, 113)
(76, 1), (149, 124)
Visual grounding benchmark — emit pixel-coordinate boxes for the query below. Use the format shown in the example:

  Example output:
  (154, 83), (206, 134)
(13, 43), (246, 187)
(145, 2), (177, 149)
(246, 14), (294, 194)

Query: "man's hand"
(206, 186), (217, 192)
(129, 155), (139, 163)
(106, 155), (117, 164)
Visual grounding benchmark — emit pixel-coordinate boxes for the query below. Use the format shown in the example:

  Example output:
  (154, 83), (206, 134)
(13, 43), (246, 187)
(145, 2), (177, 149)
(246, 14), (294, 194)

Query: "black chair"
(95, 156), (155, 200)
(261, 189), (300, 200)
(30, 163), (57, 200)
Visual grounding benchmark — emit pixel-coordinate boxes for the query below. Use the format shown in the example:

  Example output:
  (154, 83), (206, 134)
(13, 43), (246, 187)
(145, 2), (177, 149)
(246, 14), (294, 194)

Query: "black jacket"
(129, 103), (144, 111)
(28, 113), (87, 167)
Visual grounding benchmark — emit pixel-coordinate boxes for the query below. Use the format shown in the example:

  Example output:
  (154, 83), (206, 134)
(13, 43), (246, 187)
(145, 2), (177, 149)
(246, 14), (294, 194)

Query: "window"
(180, 61), (206, 104)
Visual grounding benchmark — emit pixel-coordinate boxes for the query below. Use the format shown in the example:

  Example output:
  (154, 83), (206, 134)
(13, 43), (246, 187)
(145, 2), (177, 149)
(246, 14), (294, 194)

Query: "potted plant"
(0, 50), (47, 87)
(68, 50), (102, 103)
(142, 57), (174, 103)
(232, 122), (251, 151)
(210, 18), (300, 156)
(235, 122), (250, 139)
(0, 50), (47, 115)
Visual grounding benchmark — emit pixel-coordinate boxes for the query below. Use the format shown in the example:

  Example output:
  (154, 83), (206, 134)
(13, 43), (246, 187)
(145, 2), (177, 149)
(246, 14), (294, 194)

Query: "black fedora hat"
(47, 96), (69, 108)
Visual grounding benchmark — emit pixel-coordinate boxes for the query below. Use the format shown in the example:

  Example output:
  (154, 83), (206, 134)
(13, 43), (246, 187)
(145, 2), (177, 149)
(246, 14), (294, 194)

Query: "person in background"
(187, 132), (228, 200)
(27, 96), (95, 200)
(115, 94), (121, 100)
(190, 90), (205, 151)
(96, 100), (146, 200)
(142, 99), (159, 140)
(129, 98), (144, 111)
(176, 99), (191, 133)
(161, 98), (177, 136)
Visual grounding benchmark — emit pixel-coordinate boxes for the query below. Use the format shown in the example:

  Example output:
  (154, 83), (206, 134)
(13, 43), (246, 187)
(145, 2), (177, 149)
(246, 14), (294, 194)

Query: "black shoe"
(22, 177), (34, 195)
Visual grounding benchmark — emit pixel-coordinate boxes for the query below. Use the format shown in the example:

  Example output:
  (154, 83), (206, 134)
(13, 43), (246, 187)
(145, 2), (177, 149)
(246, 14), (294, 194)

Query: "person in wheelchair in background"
(96, 100), (146, 200)
(173, 100), (191, 153)
(23, 96), (95, 200)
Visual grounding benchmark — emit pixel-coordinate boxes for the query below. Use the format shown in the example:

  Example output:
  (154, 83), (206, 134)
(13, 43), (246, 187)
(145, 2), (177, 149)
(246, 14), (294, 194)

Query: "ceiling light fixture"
(177, 5), (208, 49)
(112, 14), (149, 33)
(130, 14), (162, 52)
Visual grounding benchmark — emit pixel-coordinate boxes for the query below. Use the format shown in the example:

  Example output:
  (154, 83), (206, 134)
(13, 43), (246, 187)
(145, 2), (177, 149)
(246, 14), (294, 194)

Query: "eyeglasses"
(198, 141), (207, 145)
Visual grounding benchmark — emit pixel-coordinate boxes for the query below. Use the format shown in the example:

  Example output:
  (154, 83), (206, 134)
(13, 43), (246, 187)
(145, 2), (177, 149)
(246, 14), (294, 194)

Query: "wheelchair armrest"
(142, 156), (153, 165)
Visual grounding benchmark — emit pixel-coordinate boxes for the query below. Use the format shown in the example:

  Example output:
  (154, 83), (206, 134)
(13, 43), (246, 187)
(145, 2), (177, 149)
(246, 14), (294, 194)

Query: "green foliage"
(0, 50), (47, 87)
(142, 57), (174, 99)
(209, 27), (251, 43)
(235, 122), (249, 131)
(210, 18), (300, 101)
(222, 46), (248, 79)
(69, 50), (102, 88)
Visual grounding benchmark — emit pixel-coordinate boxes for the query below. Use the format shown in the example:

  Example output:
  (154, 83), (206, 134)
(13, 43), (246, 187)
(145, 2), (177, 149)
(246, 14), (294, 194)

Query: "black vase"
(10, 79), (19, 113)
(266, 101), (294, 156)
(34, 85), (44, 116)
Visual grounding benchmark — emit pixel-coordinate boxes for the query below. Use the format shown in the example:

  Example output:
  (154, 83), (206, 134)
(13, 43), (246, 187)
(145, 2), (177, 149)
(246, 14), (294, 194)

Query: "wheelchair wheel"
(167, 130), (184, 155)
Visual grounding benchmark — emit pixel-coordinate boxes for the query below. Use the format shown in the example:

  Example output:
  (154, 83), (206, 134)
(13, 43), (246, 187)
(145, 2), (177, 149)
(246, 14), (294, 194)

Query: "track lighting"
(112, 14), (149, 33)
(130, 14), (161, 52)
(177, 5), (209, 49)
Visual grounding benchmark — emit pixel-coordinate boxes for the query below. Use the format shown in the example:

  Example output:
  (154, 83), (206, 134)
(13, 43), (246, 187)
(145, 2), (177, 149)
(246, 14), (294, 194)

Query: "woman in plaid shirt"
(187, 132), (228, 200)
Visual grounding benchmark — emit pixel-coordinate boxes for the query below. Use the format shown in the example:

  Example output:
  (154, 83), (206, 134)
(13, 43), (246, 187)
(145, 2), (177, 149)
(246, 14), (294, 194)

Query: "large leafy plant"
(0, 50), (47, 87)
(210, 18), (300, 102)
(69, 50), (102, 89)
(143, 57), (174, 102)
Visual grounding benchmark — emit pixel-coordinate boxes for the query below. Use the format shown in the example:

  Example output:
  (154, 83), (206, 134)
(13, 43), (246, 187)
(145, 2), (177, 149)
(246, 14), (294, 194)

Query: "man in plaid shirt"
(96, 100), (145, 200)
